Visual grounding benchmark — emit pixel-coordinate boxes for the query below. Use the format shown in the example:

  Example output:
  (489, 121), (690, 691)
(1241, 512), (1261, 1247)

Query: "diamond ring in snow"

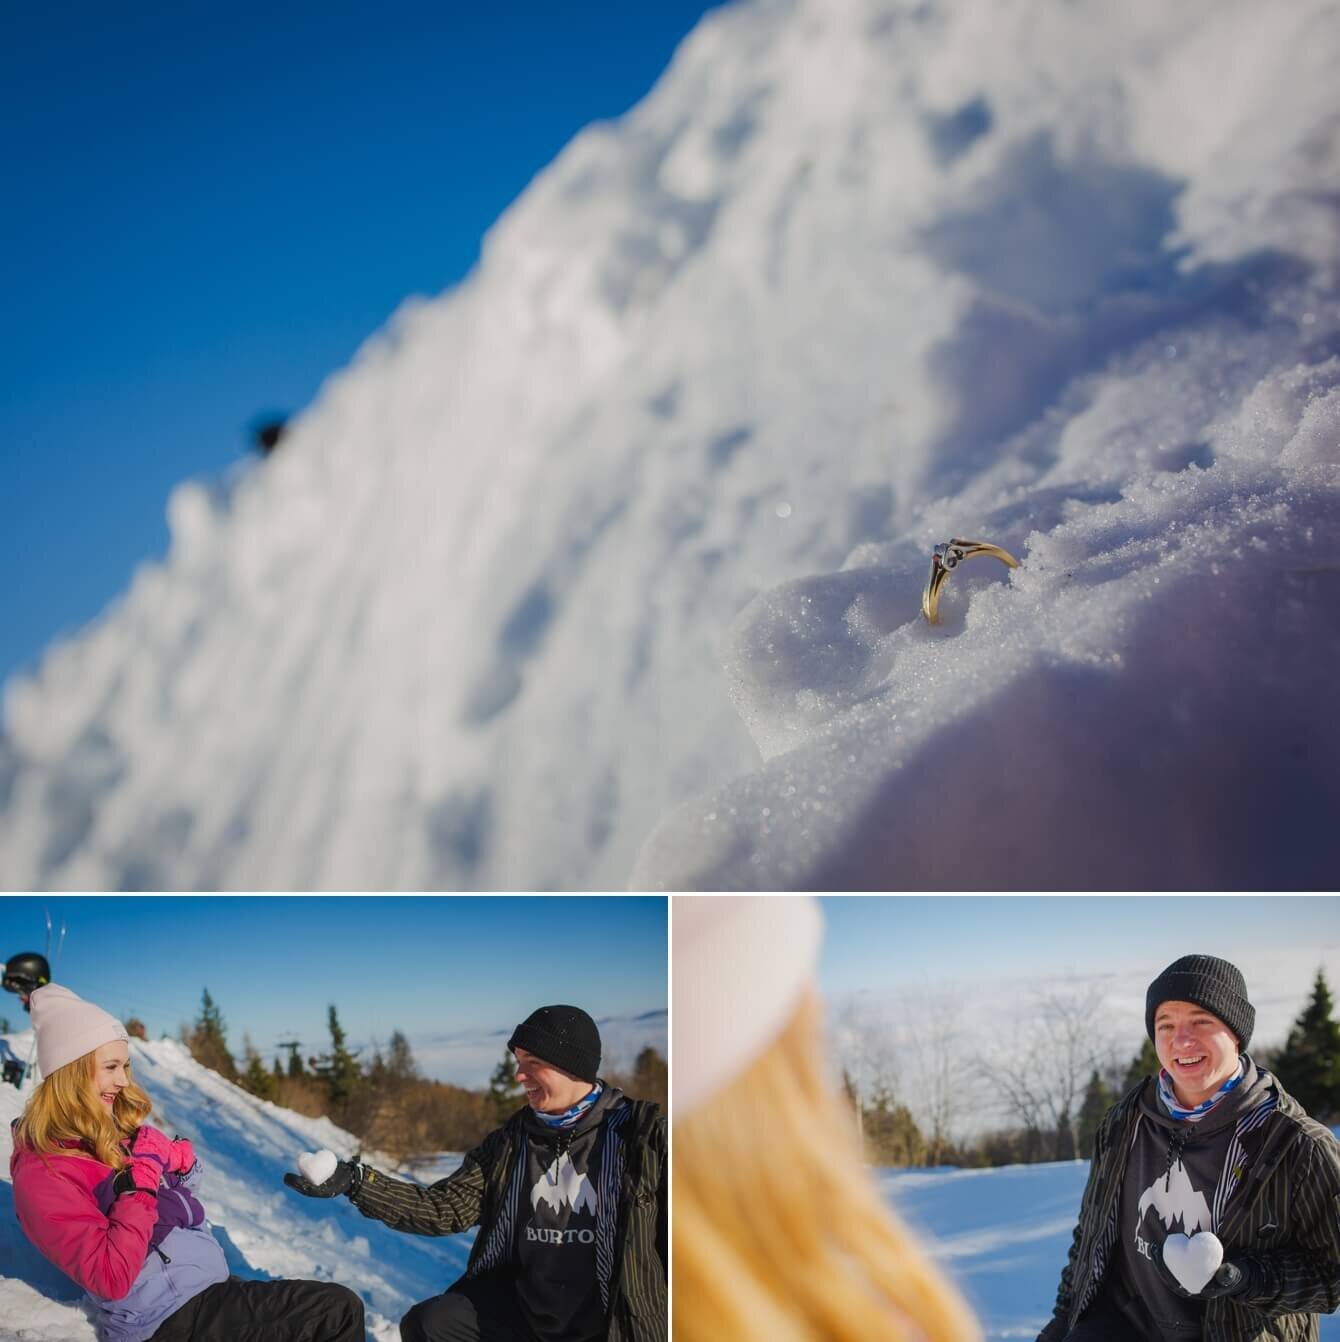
(922, 538), (1020, 625)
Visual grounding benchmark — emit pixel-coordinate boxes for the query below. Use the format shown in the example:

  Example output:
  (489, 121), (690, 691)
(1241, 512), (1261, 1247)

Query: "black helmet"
(3, 952), (51, 1001)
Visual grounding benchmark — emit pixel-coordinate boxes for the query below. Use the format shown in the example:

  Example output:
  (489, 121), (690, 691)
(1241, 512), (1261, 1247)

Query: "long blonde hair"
(14, 1049), (153, 1169)
(674, 992), (982, 1342)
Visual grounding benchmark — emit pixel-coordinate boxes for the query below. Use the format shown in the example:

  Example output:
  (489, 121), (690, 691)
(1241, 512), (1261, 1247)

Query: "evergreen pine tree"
(861, 1085), (927, 1166)
(311, 1006), (362, 1107)
(386, 1030), (419, 1085)
(280, 1040), (305, 1079)
(1055, 1106), (1076, 1161)
(1272, 970), (1340, 1123)
(1077, 1068), (1114, 1158)
(240, 1034), (277, 1102)
(630, 1046), (668, 1108)
(489, 1050), (524, 1124)
(185, 988), (238, 1079)
(1123, 1038), (1160, 1092)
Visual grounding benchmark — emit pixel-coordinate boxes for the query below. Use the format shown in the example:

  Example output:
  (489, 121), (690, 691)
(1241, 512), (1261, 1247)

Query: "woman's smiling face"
(88, 1040), (131, 1111)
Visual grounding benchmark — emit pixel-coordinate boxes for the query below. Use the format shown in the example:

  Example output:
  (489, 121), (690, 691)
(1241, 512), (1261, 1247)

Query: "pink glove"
(130, 1125), (174, 1170)
(168, 1136), (196, 1175)
(119, 1156), (163, 1196)
(111, 1129), (169, 1199)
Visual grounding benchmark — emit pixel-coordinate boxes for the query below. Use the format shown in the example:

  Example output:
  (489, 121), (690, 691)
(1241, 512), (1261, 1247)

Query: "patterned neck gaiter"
(531, 1082), (603, 1128)
(1157, 1058), (1244, 1123)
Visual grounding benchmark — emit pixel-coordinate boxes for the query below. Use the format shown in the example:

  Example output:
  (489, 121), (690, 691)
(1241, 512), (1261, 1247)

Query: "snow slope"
(0, 1033), (472, 1341)
(2, 0), (1337, 890)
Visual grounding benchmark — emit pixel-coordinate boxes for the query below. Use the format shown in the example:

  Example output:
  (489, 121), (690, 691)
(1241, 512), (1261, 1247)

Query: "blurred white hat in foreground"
(673, 895), (823, 1116)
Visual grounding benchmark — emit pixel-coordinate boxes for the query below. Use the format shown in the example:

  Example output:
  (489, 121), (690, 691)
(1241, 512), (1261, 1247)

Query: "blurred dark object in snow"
(250, 417), (289, 456)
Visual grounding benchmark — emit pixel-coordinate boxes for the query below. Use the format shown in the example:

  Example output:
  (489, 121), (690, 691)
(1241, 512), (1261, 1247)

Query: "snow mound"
(1, 0), (1337, 890)
(0, 1035), (471, 1341)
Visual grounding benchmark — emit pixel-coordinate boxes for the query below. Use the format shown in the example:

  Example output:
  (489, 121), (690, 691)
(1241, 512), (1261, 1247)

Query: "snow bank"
(0, 1035), (471, 1341)
(1, 0), (1337, 890)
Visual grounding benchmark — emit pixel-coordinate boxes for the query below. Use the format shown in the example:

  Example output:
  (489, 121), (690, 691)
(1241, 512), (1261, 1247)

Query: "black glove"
(1201, 1260), (1253, 1299)
(111, 1166), (159, 1200)
(283, 1159), (360, 1199)
(1152, 1242), (1252, 1299)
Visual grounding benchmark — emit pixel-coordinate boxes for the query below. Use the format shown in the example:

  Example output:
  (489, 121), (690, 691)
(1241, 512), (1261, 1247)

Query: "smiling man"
(286, 1004), (666, 1342)
(1038, 955), (1340, 1342)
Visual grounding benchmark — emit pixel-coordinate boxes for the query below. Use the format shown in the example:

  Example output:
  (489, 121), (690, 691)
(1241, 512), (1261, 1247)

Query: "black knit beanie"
(1145, 955), (1255, 1050)
(508, 1005), (601, 1084)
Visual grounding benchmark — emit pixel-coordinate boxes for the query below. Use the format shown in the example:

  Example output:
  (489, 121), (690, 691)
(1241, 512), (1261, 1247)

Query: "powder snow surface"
(1, 0), (1337, 889)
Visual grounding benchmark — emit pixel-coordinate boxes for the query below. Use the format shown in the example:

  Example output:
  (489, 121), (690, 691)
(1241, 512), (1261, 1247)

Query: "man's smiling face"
(1154, 999), (1240, 1107)
(513, 1047), (590, 1114)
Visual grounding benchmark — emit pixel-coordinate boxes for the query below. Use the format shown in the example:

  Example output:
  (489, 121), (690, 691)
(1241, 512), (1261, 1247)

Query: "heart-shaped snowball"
(1162, 1231), (1224, 1294)
(297, 1149), (338, 1186)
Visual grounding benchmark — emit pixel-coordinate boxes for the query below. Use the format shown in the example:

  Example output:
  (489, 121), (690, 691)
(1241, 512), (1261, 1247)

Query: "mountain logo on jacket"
(1136, 1158), (1212, 1235)
(531, 1151), (597, 1215)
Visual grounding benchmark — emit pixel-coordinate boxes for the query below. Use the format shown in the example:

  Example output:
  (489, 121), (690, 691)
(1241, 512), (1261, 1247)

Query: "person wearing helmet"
(2, 951), (51, 1011)
(10, 984), (365, 1342)
(286, 1004), (667, 1342)
(1038, 955), (1340, 1342)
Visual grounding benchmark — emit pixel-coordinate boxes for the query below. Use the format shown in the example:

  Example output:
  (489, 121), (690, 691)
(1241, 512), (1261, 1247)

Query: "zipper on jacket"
(153, 1245), (171, 1265)
(1163, 1127), (1191, 1187)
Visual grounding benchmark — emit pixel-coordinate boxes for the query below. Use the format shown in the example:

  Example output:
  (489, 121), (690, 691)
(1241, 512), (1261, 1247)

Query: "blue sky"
(817, 896), (1340, 993)
(0, 1), (720, 687)
(0, 895), (667, 1085)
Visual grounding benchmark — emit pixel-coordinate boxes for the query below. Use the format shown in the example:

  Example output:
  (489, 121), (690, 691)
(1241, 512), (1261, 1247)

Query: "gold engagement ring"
(922, 538), (1020, 625)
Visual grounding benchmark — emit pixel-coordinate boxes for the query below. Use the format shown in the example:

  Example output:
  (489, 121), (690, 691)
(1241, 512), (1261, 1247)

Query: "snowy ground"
(0, 1034), (471, 1342)
(1, 0), (1338, 890)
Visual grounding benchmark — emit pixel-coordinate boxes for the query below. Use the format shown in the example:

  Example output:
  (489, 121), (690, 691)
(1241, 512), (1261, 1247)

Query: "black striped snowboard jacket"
(1039, 1068), (1340, 1342)
(350, 1096), (666, 1342)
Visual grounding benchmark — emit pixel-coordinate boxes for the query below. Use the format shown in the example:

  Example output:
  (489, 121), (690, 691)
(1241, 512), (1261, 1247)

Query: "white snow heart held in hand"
(1163, 1231), (1224, 1294)
(297, 1149), (339, 1187)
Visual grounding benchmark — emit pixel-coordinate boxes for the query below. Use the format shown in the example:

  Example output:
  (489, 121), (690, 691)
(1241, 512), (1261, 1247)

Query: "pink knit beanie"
(30, 984), (129, 1076)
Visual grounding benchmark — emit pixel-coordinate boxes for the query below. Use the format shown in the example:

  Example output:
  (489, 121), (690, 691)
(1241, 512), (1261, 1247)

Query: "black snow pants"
(148, 1276), (365, 1342)
(1060, 1314), (1131, 1342)
(400, 1280), (542, 1342)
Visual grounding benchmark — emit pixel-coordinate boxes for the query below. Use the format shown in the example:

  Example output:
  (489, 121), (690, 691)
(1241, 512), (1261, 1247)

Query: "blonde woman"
(9, 984), (364, 1342)
(673, 896), (982, 1342)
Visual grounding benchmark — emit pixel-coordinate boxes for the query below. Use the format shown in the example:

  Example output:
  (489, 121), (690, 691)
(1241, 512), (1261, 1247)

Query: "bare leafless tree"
(979, 985), (1112, 1158)
(900, 990), (968, 1163)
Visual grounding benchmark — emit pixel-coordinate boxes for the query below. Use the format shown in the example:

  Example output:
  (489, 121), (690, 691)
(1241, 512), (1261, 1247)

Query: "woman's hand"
(167, 1135), (196, 1175)
(111, 1158), (162, 1198)
(108, 1126), (173, 1199)
(129, 1126), (174, 1171)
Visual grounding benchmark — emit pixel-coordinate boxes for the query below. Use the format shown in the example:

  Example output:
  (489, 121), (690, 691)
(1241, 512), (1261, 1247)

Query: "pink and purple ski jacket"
(10, 1128), (228, 1342)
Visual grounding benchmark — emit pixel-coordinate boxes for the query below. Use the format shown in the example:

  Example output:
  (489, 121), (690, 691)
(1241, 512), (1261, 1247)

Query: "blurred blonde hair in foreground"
(673, 897), (981, 1342)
